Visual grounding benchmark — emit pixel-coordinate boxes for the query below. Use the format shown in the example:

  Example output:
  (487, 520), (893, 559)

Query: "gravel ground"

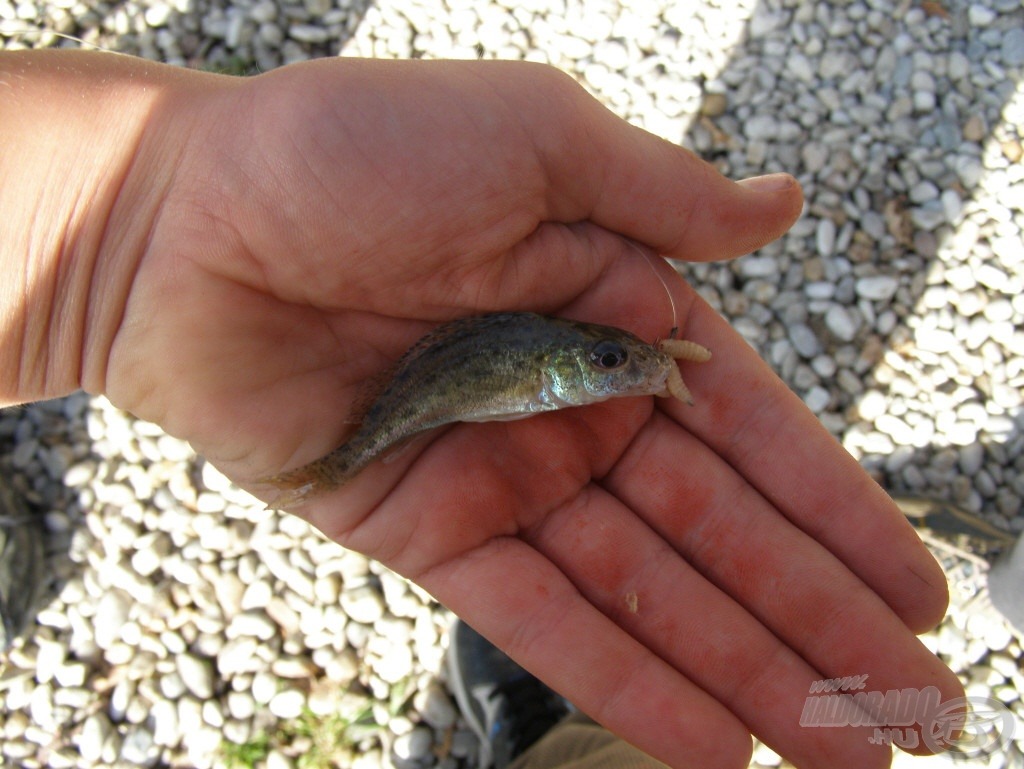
(1, 0), (1023, 767)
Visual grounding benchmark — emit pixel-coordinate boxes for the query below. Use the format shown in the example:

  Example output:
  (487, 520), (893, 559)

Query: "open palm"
(99, 59), (962, 768)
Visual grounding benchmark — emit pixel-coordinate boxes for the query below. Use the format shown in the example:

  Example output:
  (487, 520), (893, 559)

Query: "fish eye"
(590, 340), (628, 370)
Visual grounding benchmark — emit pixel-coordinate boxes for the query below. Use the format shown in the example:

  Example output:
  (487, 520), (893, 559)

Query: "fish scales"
(265, 312), (710, 507)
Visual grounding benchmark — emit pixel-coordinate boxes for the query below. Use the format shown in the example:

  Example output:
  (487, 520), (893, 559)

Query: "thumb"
(573, 136), (804, 261)
(519, 68), (804, 261)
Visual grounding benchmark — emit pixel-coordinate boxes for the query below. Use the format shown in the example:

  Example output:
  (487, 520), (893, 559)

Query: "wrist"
(0, 50), (194, 405)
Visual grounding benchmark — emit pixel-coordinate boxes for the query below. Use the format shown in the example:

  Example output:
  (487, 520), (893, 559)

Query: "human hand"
(7, 53), (962, 768)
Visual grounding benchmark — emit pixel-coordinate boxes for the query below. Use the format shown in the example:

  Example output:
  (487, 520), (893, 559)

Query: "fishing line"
(626, 239), (679, 339)
(5, 28), (124, 53)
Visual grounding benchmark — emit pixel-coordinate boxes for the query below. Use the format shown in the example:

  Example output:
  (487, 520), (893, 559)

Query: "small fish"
(265, 312), (710, 506)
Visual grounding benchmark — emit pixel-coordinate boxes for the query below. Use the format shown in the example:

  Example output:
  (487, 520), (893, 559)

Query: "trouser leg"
(509, 713), (669, 769)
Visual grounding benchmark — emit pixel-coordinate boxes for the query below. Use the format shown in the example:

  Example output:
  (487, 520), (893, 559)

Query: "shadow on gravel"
(0, 395), (95, 649)
(673, 0), (1023, 535)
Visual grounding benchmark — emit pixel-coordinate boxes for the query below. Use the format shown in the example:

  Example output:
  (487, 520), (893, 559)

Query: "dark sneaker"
(0, 478), (46, 650)
(897, 494), (1024, 637)
(446, 620), (570, 768)
(896, 494), (1016, 558)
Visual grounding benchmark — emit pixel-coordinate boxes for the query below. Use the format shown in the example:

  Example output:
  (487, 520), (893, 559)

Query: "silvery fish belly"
(265, 312), (710, 506)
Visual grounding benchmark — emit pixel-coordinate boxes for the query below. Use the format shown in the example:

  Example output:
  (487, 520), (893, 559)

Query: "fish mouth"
(650, 367), (673, 397)
(625, 359), (672, 398)
(643, 353), (678, 398)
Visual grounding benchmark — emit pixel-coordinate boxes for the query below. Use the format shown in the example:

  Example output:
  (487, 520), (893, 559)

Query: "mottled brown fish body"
(266, 312), (708, 506)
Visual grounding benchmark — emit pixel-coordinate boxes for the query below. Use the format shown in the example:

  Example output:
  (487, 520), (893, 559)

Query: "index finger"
(661, 290), (950, 633)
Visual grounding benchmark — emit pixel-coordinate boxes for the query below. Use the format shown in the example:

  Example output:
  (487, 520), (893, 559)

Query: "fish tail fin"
(260, 452), (352, 510)
(263, 476), (317, 510)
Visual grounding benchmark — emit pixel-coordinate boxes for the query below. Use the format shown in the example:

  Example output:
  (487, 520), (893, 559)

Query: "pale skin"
(1, 50), (963, 768)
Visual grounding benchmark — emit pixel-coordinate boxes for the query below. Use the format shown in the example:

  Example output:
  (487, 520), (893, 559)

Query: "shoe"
(896, 494), (1017, 558)
(446, 620), (570, 768)
(897, 494), (1023, 638)
(0, 478), (46, 650)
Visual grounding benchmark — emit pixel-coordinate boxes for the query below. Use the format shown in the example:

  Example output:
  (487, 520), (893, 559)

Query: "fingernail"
(737, 173), (796, 193)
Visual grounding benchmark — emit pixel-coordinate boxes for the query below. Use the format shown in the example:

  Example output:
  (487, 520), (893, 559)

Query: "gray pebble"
(393, 726), (434, 764)
(810, 355), (837, 378)
(250, 0), (276, 22)
(289, 23), (329, 43)
(803, 386), (831, 414)
(801, 142), (828, 173)
(909, 180), (938, 204)
(825, 304), (859, 342)
(413, 683), (457, 730)
(450, 728), (479, 759)
(1002, 27), (1024, 67)
(958, 443), (985, 476)
(855, 275), (899, 302)
(788, 323), (821, 358)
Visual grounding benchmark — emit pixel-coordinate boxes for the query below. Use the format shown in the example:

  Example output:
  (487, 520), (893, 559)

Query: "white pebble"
(227, 690), (257, 720)
(915, 327), (957, 354)
(966, 613), (1013, 652)
(268, 689), (306, 719)
(177, 653), (215, 699)
(53, 662), (88, 688)
(341, 584), (386, 624)
(751, 741), (782, 767)
(251, 672), (279, 705)
(740, 255), (779, 278)
(857, 390), (888, 422)
(241, 579), (273, 610)
(159, 672), (187, 700)
(815, 218), (837, 257)
(267, 750), (295, 769)
(151, 700), (180, 747)
(176, 696), (204, 737)
(93, 589), (132, 649)
(371, 641), (414, 684)
(202, 699), (225, 728)
(227, 611), (278, 640)
(34, 638), (65, 684)
(120, 726), (158, 766)
(77, 713), (112, 762)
